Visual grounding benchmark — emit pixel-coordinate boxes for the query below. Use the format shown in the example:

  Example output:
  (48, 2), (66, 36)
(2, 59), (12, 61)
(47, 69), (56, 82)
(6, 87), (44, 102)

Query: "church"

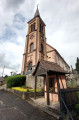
(21, 7), (70, 75)
(21, 7), (70, 103)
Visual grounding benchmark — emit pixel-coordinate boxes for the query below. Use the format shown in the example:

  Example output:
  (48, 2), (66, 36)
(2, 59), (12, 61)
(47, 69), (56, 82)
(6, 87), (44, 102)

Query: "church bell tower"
(21, 6), (46, 75)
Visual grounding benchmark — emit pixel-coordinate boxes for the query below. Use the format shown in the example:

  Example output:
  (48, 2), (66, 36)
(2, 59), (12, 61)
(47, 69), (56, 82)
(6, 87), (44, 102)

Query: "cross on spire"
(37, 4), (39, 9)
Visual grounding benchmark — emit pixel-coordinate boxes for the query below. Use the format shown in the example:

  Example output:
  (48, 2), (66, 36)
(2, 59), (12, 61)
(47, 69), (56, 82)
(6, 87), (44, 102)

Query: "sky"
(0, 0), (79, 76)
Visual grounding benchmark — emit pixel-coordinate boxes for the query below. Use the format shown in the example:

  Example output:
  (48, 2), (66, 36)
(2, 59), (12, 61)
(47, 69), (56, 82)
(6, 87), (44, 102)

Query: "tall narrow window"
(31, 23), (35, 32)
(30, 43), (34, 52)
(41, 44), (43, 54)
(28, 62), (32, 70)
(40, 24), (43, 33)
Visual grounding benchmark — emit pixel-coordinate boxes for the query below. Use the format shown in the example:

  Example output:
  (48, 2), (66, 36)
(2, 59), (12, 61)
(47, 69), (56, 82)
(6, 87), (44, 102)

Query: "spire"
(34, 4), (40, 17)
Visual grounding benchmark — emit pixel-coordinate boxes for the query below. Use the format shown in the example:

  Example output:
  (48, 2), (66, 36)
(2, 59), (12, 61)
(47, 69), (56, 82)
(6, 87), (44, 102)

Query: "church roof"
(33, 59), (68, 76)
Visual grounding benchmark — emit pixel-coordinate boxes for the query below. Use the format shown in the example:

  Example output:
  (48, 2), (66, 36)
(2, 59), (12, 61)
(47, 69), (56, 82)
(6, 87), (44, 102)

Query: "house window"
(30, 43), (34, 52)
(49, 78), (55, 91)
(41, 44), (43, 54)
(31, 23), (35, 32)
(40, 24), (43, 33)
(28, 62), (32, 71)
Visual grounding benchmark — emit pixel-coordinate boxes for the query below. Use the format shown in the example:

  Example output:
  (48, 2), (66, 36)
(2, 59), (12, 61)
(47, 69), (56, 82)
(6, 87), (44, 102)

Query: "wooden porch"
(32, 59), (68, 105)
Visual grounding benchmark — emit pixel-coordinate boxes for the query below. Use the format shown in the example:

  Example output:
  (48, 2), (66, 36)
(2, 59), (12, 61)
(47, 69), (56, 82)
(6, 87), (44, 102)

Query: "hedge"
(6, 75), (26, 88)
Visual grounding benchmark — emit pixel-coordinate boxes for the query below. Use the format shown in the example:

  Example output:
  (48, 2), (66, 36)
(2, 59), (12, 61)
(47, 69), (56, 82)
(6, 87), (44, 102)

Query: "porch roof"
(32, 59), (68, 76)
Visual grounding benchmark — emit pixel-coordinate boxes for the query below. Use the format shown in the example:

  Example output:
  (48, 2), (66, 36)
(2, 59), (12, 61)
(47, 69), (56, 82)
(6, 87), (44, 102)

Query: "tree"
(76, 57), (79, 73)
(5, 75), (8, 78)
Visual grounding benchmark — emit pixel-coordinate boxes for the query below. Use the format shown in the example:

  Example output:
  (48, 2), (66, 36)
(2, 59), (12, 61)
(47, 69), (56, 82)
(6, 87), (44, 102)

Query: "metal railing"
(59, 87), (79, 120)
(60, 90), (73, 120)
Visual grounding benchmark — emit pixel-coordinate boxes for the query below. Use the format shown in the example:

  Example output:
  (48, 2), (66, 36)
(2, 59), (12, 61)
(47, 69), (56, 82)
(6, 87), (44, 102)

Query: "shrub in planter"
(6, 75), (26, 88)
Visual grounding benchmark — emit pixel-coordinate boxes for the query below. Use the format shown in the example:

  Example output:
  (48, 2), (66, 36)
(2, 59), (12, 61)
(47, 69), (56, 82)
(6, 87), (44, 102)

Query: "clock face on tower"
(30, 34), (34, 39)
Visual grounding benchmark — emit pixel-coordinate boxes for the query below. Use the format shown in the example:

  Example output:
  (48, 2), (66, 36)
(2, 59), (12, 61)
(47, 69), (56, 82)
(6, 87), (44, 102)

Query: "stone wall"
(66, 73), (79, 87)
(0, 78), (5, 86)
(26, 74), (44, 89)
(6, 88), (44, 99)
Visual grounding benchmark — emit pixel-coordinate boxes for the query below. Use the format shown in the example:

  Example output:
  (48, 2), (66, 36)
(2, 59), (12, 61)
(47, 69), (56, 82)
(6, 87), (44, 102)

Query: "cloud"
(39, 0), (79, 68)
(0, 41), (24, 75)
(0, 0), (36, 76)
(4, 0), (25, 10)
(0, 0), (79, 76)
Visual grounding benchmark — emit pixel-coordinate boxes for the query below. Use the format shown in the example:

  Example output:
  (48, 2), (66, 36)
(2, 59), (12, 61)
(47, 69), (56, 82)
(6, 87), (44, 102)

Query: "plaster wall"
(44, 74), (67, 102)
(56, 52), (70, 72)
(46, 51), (56, 63)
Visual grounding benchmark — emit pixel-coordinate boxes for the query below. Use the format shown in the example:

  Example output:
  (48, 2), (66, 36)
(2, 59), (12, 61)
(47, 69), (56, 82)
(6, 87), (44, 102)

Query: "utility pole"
(2, 66), (5, 78)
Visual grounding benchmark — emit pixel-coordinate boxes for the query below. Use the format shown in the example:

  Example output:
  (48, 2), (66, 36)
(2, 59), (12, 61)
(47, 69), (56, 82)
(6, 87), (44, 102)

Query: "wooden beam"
(60, 77), (64, 89)
(46, 72), (50, 105)
(34, 76), (37, 99)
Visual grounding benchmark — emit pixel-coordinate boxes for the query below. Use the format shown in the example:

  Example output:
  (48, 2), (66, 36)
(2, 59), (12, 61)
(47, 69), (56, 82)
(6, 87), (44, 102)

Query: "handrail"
(60, 88), (79, 93)
(61, 97), (73, 120)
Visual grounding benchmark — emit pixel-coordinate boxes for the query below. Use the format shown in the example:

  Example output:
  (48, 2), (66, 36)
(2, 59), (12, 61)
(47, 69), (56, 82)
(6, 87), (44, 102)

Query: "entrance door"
(49, 78), (55, 91)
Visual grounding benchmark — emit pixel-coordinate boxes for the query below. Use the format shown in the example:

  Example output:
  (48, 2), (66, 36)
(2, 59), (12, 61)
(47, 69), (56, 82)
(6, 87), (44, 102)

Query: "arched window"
(30, 43), (34, 52)
(31, 23), (35, 32)
(41, 44), (43, 54)
(28, 62), (32, 70)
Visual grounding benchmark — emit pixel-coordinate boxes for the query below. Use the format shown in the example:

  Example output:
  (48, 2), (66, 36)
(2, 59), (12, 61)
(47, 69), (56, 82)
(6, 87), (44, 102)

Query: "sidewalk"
(31, 97), (60, 112)
(28, 97), (60, 120)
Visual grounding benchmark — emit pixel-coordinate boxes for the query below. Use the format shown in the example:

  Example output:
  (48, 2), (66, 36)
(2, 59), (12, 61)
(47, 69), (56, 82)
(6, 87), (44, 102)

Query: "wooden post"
(34, 76), (37, 99)
(46, 72), (50, 105)
(56, 74), (60, 102)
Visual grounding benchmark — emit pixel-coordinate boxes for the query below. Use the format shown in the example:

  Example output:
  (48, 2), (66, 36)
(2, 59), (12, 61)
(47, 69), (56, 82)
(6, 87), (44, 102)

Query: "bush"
(75, 104), (79, 113)
(67, 80), (77, 88)
(6, 75), (26, 88)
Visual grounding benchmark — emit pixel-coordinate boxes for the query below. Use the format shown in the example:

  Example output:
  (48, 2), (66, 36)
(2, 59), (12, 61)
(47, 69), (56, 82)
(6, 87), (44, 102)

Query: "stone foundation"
(6, 88), (44, 100)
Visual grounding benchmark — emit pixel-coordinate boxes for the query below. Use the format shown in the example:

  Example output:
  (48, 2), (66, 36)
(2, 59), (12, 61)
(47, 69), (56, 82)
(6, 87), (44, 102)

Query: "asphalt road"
(0, 90), (54, 120)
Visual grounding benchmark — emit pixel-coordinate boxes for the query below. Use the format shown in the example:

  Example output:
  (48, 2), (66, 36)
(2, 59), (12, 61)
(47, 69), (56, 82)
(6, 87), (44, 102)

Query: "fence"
(60, 88), (79, 120)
